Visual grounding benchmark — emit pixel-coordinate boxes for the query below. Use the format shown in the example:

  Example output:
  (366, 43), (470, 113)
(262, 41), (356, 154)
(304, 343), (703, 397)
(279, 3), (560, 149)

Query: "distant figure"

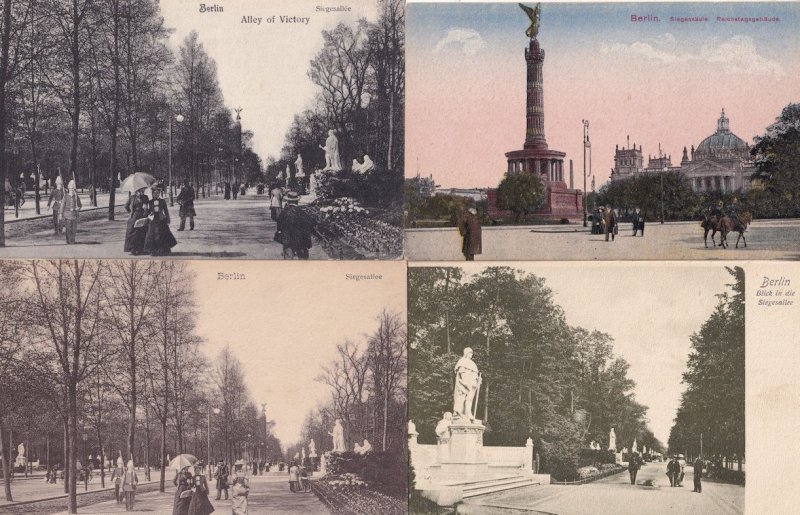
(215, 459), (229, 500)
(288, 462), (300, 493)
(269, 184), (283, 221)
(177, 179), (196, 231)
(224, 181), (231, 200)
(603, 205), (617, 242)
(459, 207), (481, 261)
(692, 457), (704, 493)
(111, 461), (125, 504)
(666, 456), (680, 487)
(122, 459), (138, 511)
(276, 191), (312, 260)
(632, 207), (644, 236)
(173, 466), (192, 515)
(628, 452), (641, 485)
(124, 188), (149, 255)
(143, 185), (177, 256)
(60, 180), (82, 244)
(47, 176), (65, 234)
(232, 181), (239, 200)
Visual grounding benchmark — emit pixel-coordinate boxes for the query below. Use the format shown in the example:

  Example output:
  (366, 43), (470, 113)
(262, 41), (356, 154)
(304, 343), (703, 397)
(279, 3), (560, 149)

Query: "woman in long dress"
(188, 464), (215, 515)
(124, 188), (149, 254)
(173, 467), (193, 515)
(144, 185), (178, 256)
(230, 468), (250, 514)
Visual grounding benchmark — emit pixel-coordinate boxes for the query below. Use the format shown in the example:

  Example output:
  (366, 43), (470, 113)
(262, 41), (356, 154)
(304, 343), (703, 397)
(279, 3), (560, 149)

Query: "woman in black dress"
(124, 188), (149, 254)
(188, 464), (215, 515)
(143, 185), (177, 256)
(173, 467), (193, 515)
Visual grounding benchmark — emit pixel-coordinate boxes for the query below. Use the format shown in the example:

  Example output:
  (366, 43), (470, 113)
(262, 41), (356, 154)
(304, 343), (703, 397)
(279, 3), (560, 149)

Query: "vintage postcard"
(404, 2), (800, 261)
(0, 0), (404, 260)
(407, 260), (800, 514)
(0, 259), (407, 514)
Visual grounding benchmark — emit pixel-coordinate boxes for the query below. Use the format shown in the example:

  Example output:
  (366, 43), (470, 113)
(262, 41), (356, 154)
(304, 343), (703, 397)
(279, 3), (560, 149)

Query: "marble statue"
(308, 170), (320, 198)
(353, 154), (374, 174)
(285, 164), (291, 187)
(309, 439), (317, 458)
(453, 347), (481, 421)
(294, 153), (305, 178)
(320, 130), (342, 171)
(608, 427), (617, 452)
(632, 438), (638, 454)
(519, 3), (541, 39)
(329, 419), (345, 452)
(301, 448), (306, 463)
(354, 439), (372, 455)
(17, 443), (24, 458)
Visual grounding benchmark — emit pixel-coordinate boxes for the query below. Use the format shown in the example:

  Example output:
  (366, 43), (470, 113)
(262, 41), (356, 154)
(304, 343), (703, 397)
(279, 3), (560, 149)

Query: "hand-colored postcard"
(404, 2), (800, 261)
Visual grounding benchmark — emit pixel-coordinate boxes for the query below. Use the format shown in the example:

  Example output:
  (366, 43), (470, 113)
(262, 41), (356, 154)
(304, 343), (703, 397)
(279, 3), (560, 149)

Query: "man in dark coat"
(666, 456), (679, 487)
(632, 207), (645, 237)
(628, 452), (641, 485)
(603, 205), (617, 242)
(176, 179), (196, 231)
(276, 191), (312, 259)
(692, 457), (703, 493)
(215, 459), (229, 500)
(459, 207), (481, 261)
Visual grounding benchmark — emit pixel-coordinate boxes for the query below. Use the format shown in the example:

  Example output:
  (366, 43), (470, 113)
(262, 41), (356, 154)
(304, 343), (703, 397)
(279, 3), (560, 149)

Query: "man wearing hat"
(47, 176), (65, 234)
(276, 191), (312, 259)
(176, 178), (196, 231)
(60, 179), (82, 244)
(215, 458), (230, 500)
(459, 207), (481, 261)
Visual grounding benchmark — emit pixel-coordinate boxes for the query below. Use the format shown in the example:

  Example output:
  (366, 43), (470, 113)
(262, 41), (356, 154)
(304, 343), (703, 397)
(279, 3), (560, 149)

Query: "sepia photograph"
(408, 262), (744, 514)
(0, 0), (404, 260)
(0, 260), (407, 514)
(404, 2), (800, 260)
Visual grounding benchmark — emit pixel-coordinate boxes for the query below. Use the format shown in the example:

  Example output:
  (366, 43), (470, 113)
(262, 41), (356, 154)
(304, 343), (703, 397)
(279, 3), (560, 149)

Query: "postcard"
(404, 2), (800, 261)
(0, 0), (404, 260)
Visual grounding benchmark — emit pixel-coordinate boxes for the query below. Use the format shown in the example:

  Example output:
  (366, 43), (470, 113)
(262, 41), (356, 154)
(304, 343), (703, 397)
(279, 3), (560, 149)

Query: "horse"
(701, 211), (721, 248)
(716, 211), (752, 249)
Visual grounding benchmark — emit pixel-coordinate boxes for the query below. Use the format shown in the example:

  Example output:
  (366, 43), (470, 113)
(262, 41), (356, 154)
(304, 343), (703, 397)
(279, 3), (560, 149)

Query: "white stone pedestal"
(428, 420), (489, 482)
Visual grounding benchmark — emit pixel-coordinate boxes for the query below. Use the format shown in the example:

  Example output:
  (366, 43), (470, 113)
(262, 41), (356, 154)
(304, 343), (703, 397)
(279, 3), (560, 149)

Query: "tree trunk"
(1, 423), (13, 501)
(68, 384), (78, 514)
(159, 420), (167, 492)
(63, 420), (69, 494)
(68, 0), (81, 194)
(0, 0), (12, 247)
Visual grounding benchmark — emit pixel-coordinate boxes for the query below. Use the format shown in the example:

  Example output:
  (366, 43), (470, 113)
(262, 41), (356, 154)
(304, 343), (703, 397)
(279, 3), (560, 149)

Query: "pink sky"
(407, 6), (800, 189)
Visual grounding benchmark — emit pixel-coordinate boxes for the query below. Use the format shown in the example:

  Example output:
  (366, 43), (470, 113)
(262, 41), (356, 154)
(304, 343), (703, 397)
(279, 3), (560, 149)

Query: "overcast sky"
(159, 0), (378, 162)
(406, 2), (799, 188)
(192, 261), (405, 446)
(418, 262), (735, 446)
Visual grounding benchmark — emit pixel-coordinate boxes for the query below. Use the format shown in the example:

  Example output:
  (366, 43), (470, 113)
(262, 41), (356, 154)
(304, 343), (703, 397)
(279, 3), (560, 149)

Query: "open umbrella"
(120, 172), (156, 193)
(169, 454), (198, 471)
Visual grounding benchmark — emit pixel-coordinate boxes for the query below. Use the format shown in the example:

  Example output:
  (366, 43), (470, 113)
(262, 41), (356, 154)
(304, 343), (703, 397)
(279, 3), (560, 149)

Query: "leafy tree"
(495, 172), (544, 222)
(751, 103), (800, 215)
(668, 267), (744, 470)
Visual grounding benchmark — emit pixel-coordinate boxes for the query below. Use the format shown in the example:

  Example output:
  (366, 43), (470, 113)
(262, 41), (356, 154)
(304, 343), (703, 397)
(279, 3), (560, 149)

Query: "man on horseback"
(726, 197), (743, 232)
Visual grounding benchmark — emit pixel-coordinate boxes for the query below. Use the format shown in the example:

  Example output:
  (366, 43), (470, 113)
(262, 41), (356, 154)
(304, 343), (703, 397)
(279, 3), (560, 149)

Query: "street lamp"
(168, 113), (185, 206)
(661, 166), (667, 224)
(582, 120), (590, 227)
(207, 406), (220, 479)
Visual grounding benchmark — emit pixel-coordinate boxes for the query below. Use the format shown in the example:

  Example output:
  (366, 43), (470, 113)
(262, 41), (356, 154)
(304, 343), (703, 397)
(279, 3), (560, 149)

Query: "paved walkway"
(464, 463), (743, 514)
(48, 475), (329, 514)
(2, 191), (115, 222)
(406, 219), (800, 260)
(0, 194), (328, 260)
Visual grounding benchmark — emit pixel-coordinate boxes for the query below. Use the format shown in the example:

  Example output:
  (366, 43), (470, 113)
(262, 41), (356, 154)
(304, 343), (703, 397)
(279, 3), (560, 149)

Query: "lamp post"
(168, 113), (185, 206)
(207, 406), (220, 479)
(582, 120), (590, 227)
(661, 166), (667, 224)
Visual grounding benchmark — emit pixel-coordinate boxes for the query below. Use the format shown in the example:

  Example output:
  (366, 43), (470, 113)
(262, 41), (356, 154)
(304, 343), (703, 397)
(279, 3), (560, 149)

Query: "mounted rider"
(726, 197), (743, 231)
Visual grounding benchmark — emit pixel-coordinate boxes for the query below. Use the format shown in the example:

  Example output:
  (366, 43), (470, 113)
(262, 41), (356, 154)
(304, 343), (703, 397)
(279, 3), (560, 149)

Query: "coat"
(47, 188), (64, 212)
(124, 193), (150, 253)
(122, 469), (138, 492)
(173, 471), (193, 515)
(177, 186), (197, 218)
(143, 198), (177, 255)
(276, 205), (312, 251)
(459, 213), (482, 256)
(188, 474), (215, 515)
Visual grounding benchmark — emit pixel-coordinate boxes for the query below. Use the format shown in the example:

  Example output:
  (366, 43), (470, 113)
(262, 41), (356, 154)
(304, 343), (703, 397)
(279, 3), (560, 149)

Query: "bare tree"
(367, 310), (406, 451)
(316, 340), (369, 449)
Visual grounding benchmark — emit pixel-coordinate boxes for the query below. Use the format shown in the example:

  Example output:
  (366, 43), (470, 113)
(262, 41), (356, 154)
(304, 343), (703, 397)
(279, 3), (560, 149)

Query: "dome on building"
(696, 109), (747, 153)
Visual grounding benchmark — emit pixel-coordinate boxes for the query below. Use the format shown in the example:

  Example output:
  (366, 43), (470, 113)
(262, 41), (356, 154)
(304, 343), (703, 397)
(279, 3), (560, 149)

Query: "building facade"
(610, 109), (755, 193)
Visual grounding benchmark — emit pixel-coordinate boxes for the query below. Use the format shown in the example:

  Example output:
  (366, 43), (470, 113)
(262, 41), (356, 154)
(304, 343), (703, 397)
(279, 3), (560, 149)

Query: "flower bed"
(302, 200), (402, 259)
(312, 475), (406, 515)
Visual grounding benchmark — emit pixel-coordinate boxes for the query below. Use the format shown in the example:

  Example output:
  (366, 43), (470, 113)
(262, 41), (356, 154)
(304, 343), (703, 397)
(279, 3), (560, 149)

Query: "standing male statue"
(608, 427), (617, 452)
(320, 130), (342, 171)
(329, 419), (346, 452)
(453, 347), (481, 421)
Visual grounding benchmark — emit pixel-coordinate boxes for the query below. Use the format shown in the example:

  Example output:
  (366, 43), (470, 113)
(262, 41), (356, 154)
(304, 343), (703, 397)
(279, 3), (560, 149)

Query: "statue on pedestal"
(518, 3), (541, 39)
(453, 347), (481, 421)
(320, 130), (342, 171)
(352, 155), (375, 174)
(354, 439), (372, 455)
(309, 439), (317, 458)
(295, 153), (304, 178)
(608, 427), (617, 452)
(329, 419), (345, 452)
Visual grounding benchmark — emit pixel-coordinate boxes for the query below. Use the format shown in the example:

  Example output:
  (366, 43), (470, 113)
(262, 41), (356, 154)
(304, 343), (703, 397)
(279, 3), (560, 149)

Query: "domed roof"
(696, 109), (747, 153)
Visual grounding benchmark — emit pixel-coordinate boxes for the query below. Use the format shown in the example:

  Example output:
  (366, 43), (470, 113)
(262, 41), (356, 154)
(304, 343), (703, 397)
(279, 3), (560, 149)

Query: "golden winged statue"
(519, 3), (541, 39)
